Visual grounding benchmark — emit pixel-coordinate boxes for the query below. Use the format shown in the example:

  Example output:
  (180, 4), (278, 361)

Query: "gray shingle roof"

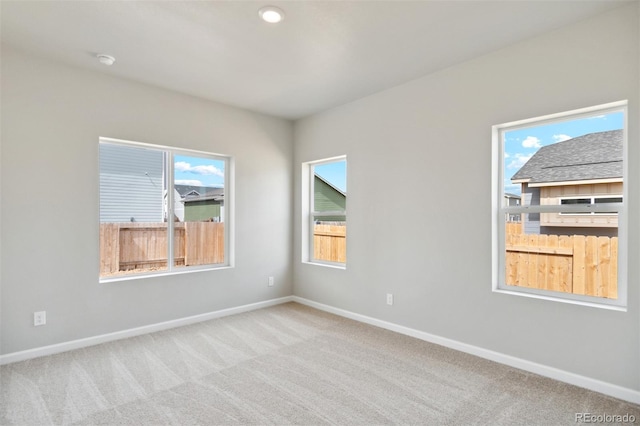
(174, 184), (223, 201)
(511, 130), (622, 184)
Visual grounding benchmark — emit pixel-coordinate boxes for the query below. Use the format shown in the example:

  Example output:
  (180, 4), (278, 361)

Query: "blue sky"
(174, 155), (225, 188)
(315, 160), (347, 193)
(504, 112), (623, 195)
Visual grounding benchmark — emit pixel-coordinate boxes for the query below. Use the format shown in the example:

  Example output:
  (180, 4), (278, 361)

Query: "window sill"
(492, 287), (626, 312)
(100, 265), (233, 283)
(302, 261), (346, 270)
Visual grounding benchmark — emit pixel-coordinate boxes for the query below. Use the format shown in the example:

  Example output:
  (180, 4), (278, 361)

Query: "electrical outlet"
(268, 276), (274, 287)
(34, 311), (46, 326)
(386, 294), (394, 306)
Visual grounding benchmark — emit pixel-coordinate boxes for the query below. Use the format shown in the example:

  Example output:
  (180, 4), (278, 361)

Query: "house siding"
(540, 182), (621, 229)
(522, 183), (540, 234)
(184, 200), (222, 222)
(99, 143), (164, 223)
(314, 175), (346, 222)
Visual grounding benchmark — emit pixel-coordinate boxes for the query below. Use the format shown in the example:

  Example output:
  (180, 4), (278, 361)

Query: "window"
(492, 101), (627, 308)
(99, 138), (231, 280)
(560, 196), (623, 215)
(302, 157), (347, 267)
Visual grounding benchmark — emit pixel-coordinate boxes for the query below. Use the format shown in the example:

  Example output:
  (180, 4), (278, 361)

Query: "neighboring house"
(174, 184), (225, 222)
(314, 174), (346, 222)
(511, 129), (622, 237)
(504, 193), (521, 222)
(99, 144), (165, 223)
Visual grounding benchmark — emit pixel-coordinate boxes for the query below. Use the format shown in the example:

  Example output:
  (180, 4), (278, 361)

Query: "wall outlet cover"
(34, 311), (46, 326)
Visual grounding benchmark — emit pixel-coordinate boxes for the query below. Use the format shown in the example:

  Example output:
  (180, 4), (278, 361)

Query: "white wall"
(0, 46), (294, 354)
(294, 4), (640, 391)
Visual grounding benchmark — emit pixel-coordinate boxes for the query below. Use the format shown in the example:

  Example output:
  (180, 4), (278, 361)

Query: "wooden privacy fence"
(505, 221), (522, 236)
(314, 224), (346, 263)
(505, 231), (617, 299)
(100, 222), (224, 276)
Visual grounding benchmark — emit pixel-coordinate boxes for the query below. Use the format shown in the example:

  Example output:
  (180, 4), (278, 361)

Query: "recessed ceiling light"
(259, 6), (285, 24)
(97, 54), (115, 66)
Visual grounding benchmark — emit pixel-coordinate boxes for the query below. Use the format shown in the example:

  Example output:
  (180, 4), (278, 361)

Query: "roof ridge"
(540, 159), (621, 170)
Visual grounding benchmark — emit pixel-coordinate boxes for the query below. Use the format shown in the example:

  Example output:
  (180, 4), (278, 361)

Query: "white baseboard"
(3, 294), (638, 405)
(292, 296), (640, 405)
(0, 296), (294, 366)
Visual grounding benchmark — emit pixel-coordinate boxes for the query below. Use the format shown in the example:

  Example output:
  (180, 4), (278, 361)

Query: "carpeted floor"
(1, 302), (638, 425)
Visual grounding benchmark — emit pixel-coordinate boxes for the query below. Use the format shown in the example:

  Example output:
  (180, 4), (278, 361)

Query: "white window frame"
(99, 137), (234, 283)
(302, 156), (347, 269)
(491, 101), (627, 310)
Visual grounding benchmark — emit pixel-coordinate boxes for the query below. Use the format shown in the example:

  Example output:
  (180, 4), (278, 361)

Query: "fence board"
(610, 238), (618, 299)
(572, 235), (586, 295)
(174, 224), (185, 266)
(100, 223), (120, 275)
(184, 222), (224, 266)
(504, 225), (617, 299)
(313, 224), (346, 263)
(597, 236), (610, 298)
(558, 235), (572, 293)
(505, 232), (518, 285)
(546, 235), (560, 293)
(506, 222), (523, 235)
(584, 236), (597, 297)
(536, 234), (548, 291)
(527, 234), (538, 289)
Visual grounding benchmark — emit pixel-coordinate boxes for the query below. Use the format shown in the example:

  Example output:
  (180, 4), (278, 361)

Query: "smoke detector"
(97, 54), (115, 66)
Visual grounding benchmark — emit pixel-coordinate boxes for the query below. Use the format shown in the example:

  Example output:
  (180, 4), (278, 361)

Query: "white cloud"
(174, 161), (192, 172)
(553, 134), (571, 142)
(507, 153), (533, 169)
(504, 153), (510, 158)
(174, 161), (224, 177)
(521, 136), (541, 148)
(175, 179), (203, 186)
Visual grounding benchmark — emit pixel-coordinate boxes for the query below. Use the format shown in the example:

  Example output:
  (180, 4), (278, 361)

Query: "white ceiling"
(1, 1), (631, 120)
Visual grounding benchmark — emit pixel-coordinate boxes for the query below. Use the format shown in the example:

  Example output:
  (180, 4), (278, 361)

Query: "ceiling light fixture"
(258, 6), (285, 24)
(97, 54), (115, 66)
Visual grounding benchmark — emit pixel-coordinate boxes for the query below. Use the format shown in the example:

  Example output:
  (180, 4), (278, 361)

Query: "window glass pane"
(99, 144), (168, 277)
(560, 198), (590, 205)
(595, 197), (623, 204)
(499, 106), (624, 302)
(560, 198), (591, 215)
(311, 159), (346, 263)
(173, 155), (225, 267)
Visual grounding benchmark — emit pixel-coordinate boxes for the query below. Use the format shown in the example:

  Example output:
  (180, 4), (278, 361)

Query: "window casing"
(99, 137), (232, 281)
(492, 101), (627, 309)
(302, 156), (347, 267)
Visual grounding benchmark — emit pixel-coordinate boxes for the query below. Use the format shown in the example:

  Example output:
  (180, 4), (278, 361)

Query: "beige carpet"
(1, 302), (638, 425)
